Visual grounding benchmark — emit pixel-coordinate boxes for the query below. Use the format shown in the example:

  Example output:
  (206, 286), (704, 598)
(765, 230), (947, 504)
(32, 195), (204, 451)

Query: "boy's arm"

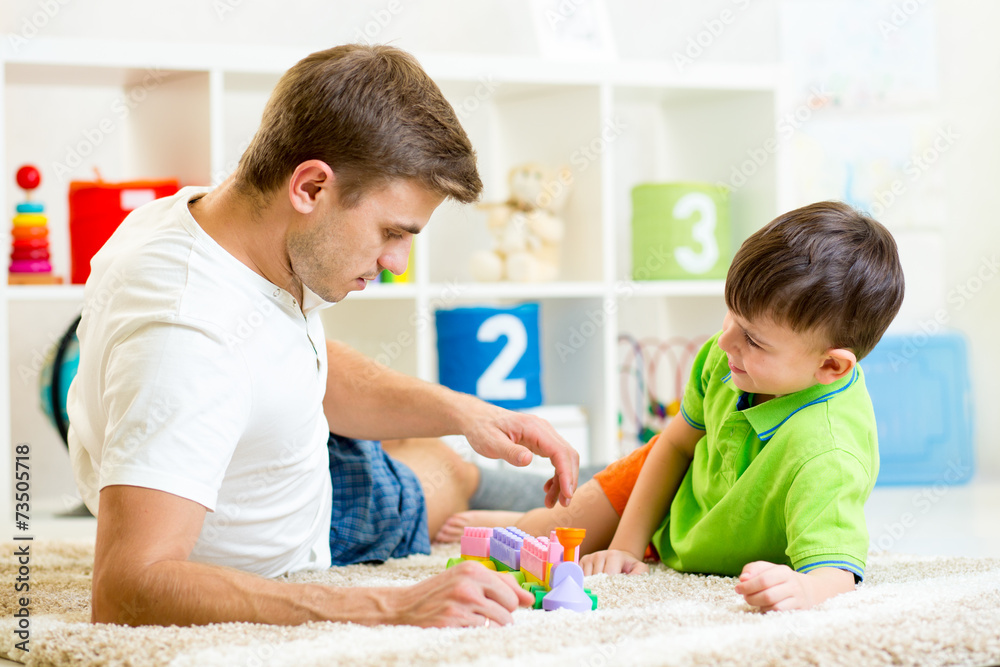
(735, 562), (855, 611)
(749, 448), (872, 611)
(581, 415), (704, 575)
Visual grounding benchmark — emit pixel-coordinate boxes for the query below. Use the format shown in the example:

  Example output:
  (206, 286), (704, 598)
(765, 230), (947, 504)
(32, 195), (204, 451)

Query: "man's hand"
(580, 549), (649, 576)
(735, 561), (856, 612)
(392, 561), (533, 627)
(460, 403), (579, 508)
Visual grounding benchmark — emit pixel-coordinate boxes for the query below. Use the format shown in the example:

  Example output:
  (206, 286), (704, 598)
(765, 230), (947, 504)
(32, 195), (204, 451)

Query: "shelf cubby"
(1, 40), (783, 519)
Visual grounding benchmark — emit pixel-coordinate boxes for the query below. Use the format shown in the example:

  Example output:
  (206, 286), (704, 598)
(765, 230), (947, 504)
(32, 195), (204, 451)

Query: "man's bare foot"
(433, 510), (524, 543)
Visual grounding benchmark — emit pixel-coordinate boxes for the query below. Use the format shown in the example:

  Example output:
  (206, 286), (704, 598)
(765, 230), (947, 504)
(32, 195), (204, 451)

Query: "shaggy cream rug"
(2, 540), (999, 667)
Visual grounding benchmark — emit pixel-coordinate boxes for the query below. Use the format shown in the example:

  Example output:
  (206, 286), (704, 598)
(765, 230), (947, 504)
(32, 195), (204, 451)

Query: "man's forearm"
(321, 339), (581, 507)
(92, 484), (532, 628)
(95, 557), (393, 626)
(322, 339), (479, 440)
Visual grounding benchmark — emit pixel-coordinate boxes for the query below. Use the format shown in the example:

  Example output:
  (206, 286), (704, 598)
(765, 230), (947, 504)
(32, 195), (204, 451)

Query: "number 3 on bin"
(673, 192), (718, 275)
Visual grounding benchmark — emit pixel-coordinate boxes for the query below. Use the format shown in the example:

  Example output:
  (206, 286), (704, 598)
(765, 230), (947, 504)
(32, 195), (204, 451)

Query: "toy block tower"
(9, 165), (61, 285)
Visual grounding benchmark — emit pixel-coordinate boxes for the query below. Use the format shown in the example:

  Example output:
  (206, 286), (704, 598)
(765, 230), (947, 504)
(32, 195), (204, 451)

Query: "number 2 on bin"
(476, 314), (527, 401)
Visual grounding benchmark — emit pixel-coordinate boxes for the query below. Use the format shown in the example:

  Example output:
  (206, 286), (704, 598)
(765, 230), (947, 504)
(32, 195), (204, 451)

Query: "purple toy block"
(490, 527), (527, 571)
(542, 561), (592, 613)
(460, 527), (491, 559)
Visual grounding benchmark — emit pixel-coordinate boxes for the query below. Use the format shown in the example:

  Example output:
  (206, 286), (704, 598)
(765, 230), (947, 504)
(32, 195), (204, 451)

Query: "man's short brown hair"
(725, 201), (904, 360)
(234, 44), (482, 207)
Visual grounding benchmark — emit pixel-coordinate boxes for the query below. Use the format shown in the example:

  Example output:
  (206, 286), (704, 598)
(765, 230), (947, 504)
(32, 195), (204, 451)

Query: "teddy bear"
(470, 162), (572, 282)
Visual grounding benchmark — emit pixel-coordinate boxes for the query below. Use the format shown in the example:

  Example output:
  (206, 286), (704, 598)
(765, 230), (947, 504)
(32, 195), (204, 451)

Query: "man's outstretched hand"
(460, 403), (580, 508)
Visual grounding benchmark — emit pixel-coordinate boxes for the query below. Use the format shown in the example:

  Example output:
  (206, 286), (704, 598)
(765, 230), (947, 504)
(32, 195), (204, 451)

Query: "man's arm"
(580, 415), (704, 575)
(735, 562), (855, 611)
(92, 485), (531, 626)
(322, 340), (579, 507)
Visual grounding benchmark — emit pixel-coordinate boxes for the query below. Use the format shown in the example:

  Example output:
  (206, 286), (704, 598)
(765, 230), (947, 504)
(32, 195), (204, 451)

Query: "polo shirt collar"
(720, 367), (860, 442)
(301, 284), (334, 315)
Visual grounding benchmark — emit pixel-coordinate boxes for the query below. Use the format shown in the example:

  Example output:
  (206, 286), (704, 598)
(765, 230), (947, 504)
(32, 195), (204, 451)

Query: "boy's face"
(718, 311), (834, 400)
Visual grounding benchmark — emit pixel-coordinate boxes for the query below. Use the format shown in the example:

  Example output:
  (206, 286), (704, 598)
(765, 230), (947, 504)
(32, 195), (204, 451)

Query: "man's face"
(717, 311), (833, 400)
(287, 178), (444, 303)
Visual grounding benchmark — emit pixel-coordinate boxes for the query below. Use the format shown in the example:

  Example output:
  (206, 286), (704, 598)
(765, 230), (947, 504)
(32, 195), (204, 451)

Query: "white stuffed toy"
(470, 163), (571, 282)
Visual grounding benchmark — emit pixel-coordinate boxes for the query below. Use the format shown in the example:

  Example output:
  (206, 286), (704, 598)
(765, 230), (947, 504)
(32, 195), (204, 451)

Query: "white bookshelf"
(1, 38), (786, 522)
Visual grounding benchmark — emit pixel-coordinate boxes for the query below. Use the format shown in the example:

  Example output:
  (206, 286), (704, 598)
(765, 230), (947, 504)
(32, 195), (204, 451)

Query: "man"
(67, 44), (578, 629)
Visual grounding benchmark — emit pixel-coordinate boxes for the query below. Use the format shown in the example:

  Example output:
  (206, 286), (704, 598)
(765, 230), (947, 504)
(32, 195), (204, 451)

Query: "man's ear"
(288, 160), (335, 214)
(815, 348), (857, 385)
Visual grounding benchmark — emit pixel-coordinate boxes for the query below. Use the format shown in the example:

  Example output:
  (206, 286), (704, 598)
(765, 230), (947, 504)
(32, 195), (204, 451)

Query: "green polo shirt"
(651, 332), (878, 581)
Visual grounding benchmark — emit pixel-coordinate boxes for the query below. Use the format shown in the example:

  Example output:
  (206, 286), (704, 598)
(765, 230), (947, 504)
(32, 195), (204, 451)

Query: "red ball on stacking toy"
(16, 165), (41, 192)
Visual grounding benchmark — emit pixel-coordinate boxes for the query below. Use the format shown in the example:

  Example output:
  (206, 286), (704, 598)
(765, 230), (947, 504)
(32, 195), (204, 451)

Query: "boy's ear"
(815, 348), (857, 385)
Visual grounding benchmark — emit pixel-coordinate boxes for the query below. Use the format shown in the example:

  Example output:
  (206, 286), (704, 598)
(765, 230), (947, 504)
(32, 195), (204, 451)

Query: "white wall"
(938, 0), (1000, 477)
(1, 0), (534, 54)
(2, 0), (780, 59)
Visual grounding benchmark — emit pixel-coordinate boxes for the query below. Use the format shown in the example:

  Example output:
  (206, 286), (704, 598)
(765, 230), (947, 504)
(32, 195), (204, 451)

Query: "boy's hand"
(580, 549), (648, 576)
(735, 561), (855, 612)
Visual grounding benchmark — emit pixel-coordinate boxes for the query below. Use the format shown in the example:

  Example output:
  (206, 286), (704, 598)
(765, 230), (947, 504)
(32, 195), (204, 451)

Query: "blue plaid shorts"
(327, 433), (431, 566)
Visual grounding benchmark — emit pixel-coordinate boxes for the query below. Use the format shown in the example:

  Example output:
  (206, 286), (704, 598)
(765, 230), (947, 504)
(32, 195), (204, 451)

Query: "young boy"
(444, 200), (904, 612)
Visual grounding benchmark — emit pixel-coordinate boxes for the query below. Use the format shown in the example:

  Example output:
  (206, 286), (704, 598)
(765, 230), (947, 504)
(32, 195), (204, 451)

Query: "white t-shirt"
(67, 187), (334, 578)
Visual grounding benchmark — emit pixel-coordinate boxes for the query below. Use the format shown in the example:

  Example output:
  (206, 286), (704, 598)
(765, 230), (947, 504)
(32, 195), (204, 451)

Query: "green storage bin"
(631, 182), (730, 280)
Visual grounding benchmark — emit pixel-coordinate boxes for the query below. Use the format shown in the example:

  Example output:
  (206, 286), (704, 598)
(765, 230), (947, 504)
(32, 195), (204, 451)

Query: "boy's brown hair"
(234, 44), (482, 208)
(725, 201), (904, 360)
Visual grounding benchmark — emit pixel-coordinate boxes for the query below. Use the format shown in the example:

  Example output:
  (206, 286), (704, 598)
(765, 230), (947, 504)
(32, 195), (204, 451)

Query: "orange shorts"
(593, 435), (658, 516)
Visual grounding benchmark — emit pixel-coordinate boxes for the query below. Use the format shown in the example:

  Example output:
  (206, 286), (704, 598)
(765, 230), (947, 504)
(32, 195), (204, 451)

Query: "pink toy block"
(547, 530), (564, 564)
(542, 561), (592, 613)
(521, 536), (551, 583)
(460, 527), (491, 559)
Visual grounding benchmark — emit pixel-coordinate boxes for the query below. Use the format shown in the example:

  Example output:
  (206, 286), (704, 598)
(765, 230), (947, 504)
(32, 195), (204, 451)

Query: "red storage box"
(68, 179), (179, 284)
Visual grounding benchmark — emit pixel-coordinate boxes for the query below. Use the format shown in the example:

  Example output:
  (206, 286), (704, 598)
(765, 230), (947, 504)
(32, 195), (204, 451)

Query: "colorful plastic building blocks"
(446, 526), (598, 612)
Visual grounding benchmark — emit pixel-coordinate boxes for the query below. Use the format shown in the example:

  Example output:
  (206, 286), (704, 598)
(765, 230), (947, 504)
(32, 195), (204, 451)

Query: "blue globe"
(39, 323), (80, 444)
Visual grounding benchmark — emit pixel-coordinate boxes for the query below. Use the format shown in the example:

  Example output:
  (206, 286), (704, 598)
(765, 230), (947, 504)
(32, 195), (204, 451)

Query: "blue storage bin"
(861, 333), (974, 486)
(435, 304), (543, 410)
